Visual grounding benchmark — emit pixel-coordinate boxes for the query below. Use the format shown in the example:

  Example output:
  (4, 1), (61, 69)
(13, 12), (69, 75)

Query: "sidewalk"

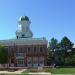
(28, 72), (51, 75)
(0, 70), (51, 75)
(0, 69), (26, 74)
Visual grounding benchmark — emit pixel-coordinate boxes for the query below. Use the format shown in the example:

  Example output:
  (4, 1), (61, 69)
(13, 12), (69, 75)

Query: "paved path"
(0, 69), (26, 74)
(0, 70), (74, 75)
(0, 70), (51, 75)
(28, 72), (51, 75)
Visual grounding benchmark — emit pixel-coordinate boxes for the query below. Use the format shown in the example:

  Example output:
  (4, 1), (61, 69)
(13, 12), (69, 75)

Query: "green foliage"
(47, 36), (74, 66)
(71, 55), (75, 64)
(47, 38), (58, 65)
(0, 45), (8, 64)
(59, 36), (73, 50)
(47, 48), (53, 65)
(64, 57), (72, 65)
(51, 68), (75, 74)
(49, 38), (58, 51)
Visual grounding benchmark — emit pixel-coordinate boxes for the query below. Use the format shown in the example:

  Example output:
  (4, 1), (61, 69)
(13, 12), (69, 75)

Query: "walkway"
(28, 72), (51, 75)
(0, 69), (51, 75)
(0, 69), (26, 74)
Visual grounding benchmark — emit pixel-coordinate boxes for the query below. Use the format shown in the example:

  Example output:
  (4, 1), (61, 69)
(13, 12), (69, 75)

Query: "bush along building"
(0, 16), (47, 67)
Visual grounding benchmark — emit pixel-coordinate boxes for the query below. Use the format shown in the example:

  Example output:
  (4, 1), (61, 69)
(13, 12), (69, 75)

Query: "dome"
(19, 16), (29, 21)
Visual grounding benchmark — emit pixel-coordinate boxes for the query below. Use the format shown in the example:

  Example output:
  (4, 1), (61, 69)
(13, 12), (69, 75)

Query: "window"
(18, 48), (24, 53)
(28, 47), (30, 52)
(11, 48), (13, 50)
(40, 47), (43, 52)
(33, 57), (38, 63)
(28, 47), (33, 54)
(22, 34), (24, 37)
(27, 57), (32, 64)
(28, 47), (32, 53)
(17, 59), (24, 64)
(39, 57), (44, 63)
(16, 53), (24, 57)
(10, 48), (14, 56)
(17, 36), (18, 39)
(34, 47), (37, 53)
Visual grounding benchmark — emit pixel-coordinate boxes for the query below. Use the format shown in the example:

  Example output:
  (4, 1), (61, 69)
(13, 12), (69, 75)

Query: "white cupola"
(16, 16), (33, 39)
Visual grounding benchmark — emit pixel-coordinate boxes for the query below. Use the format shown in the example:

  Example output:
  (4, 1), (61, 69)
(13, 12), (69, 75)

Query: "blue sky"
(0, 0), (75, 43)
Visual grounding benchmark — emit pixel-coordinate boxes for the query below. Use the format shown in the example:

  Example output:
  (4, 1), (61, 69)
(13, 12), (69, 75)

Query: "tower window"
(17, 36), (18, 39)
(22, 34), (24, 37)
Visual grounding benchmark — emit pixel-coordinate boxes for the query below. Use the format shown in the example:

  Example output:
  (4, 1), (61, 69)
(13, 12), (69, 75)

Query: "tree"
(57, 36), (74, 66)
(71, 55), (75, 65)
(0, 45), (8, 64)
(64, 56), (72, 65)
(47, 47), (54, 65)
(59, 36), (73, 50)
(47, 38), (58, 65)
(47, 36), (74, 66)
(49, 38), (58, 51)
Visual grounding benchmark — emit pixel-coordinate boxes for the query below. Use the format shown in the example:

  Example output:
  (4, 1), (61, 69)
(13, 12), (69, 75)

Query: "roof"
(0, 38), (47, 46)
(19, 16), (29, 21)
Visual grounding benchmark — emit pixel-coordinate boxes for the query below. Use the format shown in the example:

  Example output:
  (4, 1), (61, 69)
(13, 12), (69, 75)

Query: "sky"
(0, 0), (75, 43)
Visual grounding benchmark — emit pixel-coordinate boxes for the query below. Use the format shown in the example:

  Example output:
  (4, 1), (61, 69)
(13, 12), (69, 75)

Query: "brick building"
(0, 16), (47, 67)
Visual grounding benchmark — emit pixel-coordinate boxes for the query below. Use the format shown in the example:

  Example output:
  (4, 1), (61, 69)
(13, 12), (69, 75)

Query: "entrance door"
(27, 57), (32, 67)
(17, 59), (24, 67)
(39, 57), (44, 67)
(33, 57), (38, 67)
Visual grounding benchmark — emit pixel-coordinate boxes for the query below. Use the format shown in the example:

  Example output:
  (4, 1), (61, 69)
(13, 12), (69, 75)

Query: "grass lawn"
(22, 67), (75, 74)
(51, 68), (75, 74)
(1, 68), (75, 74)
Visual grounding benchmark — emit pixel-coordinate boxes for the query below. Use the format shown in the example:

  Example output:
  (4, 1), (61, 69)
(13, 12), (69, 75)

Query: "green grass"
(1, 68), (75, 74)
(51, 68), (75, 74)
(22, 67), (75, 74)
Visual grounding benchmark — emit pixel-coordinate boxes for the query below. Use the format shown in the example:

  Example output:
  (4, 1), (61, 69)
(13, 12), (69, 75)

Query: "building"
(0, 16), (47, 67)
